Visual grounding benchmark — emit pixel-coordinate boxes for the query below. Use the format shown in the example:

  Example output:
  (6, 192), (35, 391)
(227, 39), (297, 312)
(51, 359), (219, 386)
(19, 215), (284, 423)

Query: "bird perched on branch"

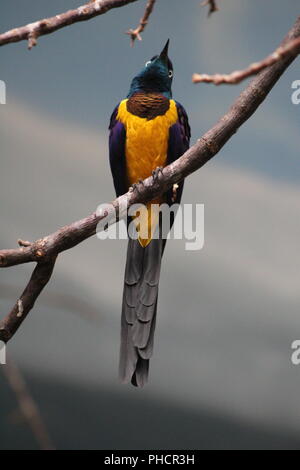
(109, 40), (190, 387)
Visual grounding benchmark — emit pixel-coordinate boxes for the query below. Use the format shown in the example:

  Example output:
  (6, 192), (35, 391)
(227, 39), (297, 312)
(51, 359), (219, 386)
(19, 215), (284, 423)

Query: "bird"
(109, 40), (191, 387)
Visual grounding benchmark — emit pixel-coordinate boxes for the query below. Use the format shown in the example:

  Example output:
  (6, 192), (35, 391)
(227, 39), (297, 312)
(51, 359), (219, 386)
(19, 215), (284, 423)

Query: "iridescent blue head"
(128, 40), (173, 99)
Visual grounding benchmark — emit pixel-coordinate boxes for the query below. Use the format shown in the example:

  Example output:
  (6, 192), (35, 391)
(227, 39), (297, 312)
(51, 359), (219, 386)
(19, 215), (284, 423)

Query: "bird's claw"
(130, 183), (140, 194)
(152, 167), (164, 183)
(130, 180), (145, 194)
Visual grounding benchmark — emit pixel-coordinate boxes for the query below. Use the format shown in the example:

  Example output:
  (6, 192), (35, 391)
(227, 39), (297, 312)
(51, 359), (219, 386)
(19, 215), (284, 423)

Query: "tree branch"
(201, 0), (219, 17)
(0, 16), (299, 344)
(193, 35), (300, 85)
(0, 0), (140, 49)
(0, 259), (56, 342)
(126, 0), (156, 46)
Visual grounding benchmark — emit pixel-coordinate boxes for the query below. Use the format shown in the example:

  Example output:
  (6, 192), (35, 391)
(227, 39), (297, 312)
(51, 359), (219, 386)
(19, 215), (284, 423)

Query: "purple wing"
(166, 101), (191, 205)
(109, 105), (128, 197)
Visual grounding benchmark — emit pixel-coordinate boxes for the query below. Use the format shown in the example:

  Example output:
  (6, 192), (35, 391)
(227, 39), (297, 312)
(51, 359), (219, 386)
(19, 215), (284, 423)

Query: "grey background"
(0, 0), (300, 450)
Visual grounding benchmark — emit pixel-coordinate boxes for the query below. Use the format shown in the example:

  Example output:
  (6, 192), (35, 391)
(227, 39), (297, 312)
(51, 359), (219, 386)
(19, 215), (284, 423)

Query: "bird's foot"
(152, 167), (164, 184)
(130, 179), (145, 194)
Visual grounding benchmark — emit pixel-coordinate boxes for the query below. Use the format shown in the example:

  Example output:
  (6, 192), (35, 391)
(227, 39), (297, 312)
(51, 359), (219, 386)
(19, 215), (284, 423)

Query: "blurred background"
(0, 0), (300, 450)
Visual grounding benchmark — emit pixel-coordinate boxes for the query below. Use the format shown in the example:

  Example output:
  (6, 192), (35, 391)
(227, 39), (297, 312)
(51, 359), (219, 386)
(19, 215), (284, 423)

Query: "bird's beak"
(159, 39), (170, 64)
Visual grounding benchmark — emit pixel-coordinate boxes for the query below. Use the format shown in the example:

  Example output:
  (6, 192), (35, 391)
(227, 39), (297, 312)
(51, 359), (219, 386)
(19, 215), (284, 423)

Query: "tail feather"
(132, 318), (153, 350)
(119, 237), (163, 387)
(138, 303), (157, 360)
(119, 308), (138, 383)
(136, 294), (157, 320)
(131, 358), (149, 388)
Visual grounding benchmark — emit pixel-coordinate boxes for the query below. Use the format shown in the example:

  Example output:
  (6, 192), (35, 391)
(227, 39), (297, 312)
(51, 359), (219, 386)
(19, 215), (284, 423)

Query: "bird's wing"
(175, 101), (191, 152)
(109, 104), (128, 197)
(167, 101), (191, 163)
(166, 101), (191, 205)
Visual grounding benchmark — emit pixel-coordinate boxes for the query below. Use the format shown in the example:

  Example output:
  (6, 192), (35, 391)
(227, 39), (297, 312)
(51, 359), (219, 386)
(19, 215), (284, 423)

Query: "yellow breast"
(117, 98), (178, 186)
(117, 98), (178, 247)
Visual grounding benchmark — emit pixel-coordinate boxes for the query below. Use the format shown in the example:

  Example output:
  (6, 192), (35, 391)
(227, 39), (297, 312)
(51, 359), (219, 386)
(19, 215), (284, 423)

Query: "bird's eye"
(168, 70), (173, 78)
(145, 61), (152, 67)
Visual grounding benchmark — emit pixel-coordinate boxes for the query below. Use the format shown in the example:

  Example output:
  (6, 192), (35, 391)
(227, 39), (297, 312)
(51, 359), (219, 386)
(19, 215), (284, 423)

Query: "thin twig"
(201, 0), (219, 16)
(126, 0), (156, 46)
(0, 0), (140, 49)
(193, 36), (300, 85)
(2, 356), (55, 450)
(0, 16), (299, 344)
(0, 259), (57, 342)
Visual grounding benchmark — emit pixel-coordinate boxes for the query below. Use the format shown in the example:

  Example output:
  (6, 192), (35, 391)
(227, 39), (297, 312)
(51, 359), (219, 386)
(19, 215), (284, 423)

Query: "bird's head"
(128, 40), (173, 98)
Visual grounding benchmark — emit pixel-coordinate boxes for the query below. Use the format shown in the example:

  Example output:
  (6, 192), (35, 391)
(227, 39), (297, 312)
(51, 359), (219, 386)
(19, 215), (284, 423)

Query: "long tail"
(119, 236), (163, 387)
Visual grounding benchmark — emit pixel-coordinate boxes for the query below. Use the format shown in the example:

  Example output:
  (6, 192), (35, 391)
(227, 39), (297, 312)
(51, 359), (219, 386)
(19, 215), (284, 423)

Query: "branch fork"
(193, 36), (300, 85)
(126, 0), (156, 46)
(0, 0), (140, 48)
